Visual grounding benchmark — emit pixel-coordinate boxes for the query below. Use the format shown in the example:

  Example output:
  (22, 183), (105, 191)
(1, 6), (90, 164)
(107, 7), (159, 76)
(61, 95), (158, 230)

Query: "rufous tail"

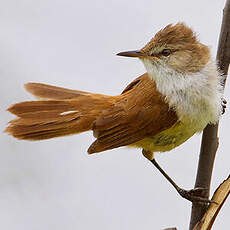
(5, 83), (112, 140)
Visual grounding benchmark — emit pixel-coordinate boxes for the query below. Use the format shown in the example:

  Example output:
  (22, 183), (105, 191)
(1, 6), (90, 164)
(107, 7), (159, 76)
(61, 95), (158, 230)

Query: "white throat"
(142, 58), (223, 129)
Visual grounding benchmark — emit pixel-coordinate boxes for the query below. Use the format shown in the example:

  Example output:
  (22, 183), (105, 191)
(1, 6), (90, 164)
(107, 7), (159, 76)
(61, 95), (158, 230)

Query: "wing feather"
(88, 73), (178, 153)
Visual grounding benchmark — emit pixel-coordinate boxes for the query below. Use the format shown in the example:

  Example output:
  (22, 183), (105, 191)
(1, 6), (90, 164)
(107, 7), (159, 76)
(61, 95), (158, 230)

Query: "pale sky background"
(0, 0), (229, 229)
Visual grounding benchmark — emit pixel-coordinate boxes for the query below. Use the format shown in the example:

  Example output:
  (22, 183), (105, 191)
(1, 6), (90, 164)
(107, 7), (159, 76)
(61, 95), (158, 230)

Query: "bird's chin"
(141, 58), (159, 74)
(141, 57), (160, 65)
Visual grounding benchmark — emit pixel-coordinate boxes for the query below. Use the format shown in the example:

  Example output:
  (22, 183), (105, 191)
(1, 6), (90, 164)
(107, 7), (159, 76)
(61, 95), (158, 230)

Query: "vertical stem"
(189, 125), (219, 229)
(189, 1), (230, 229)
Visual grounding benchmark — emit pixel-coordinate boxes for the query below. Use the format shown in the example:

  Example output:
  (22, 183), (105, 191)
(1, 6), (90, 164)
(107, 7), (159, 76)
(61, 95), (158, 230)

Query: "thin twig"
(189, 1), (230, 229)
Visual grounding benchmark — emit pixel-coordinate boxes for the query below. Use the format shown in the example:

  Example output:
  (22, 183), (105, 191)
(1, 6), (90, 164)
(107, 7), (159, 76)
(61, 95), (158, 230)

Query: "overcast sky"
(0, 0), (229, 229)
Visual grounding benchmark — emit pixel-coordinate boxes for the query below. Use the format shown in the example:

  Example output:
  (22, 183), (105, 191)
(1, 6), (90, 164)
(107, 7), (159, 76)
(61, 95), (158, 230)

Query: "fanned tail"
(5, 83), (112, 140)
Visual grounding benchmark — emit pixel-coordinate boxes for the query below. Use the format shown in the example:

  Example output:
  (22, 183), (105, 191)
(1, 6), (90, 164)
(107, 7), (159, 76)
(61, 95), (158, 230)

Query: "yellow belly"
(130, 121), (200, 152)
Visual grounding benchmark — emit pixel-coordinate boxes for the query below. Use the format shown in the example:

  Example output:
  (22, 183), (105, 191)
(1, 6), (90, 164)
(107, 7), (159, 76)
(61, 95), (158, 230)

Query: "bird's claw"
(221, 98), (227, 114)
(177, 187), (217, 204)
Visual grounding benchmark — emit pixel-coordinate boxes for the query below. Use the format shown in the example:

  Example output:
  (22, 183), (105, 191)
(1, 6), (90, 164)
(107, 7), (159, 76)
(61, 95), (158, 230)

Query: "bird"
(5, 23), (224, 203)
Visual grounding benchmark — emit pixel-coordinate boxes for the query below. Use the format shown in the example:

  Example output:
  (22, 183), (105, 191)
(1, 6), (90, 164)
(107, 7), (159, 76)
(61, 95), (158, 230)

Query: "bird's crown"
(141, 23), (211, 73)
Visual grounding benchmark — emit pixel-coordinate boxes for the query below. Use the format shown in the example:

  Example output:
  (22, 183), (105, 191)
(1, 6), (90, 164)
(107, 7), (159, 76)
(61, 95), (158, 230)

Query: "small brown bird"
(5, 23), (224, 203)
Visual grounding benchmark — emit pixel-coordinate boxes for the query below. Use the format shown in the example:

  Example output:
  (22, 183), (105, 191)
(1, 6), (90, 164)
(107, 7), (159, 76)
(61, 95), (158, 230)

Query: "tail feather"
(25, 82), (90, 100)
(6, 83), (113, 141)
(6, 114), (82, 140)
(8, 111), (79, 126)
(8, 100), (75, 117)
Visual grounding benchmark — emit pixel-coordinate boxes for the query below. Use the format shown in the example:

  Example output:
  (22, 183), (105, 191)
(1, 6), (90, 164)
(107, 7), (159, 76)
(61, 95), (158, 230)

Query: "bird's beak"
(117, 50), (147, 58)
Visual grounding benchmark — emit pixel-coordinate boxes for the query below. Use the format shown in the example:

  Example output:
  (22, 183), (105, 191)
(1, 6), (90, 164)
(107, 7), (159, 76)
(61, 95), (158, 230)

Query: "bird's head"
(117, 23), (210, 75)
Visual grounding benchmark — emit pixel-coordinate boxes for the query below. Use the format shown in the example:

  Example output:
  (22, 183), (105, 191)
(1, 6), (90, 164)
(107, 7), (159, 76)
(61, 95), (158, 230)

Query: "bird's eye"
(161, 49), (171, 57)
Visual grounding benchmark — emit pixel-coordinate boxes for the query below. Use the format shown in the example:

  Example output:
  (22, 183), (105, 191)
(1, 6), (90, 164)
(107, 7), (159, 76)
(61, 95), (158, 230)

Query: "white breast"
(142, 59), (223, 130)
(134, 58), (224, 152)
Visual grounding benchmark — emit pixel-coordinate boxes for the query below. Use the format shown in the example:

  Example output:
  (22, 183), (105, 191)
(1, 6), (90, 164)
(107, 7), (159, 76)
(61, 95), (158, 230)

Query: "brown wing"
(88, 73), (178, 154)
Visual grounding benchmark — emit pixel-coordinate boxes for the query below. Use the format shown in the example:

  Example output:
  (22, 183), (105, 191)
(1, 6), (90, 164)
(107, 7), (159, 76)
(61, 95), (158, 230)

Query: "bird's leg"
(142, 149), (216, 204)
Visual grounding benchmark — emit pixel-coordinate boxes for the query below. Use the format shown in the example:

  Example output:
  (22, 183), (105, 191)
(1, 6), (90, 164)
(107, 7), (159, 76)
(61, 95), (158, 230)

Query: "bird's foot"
(177, 187), (217, 204)
(222, 98), (227, 114)
(145, 152), (218, 204)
